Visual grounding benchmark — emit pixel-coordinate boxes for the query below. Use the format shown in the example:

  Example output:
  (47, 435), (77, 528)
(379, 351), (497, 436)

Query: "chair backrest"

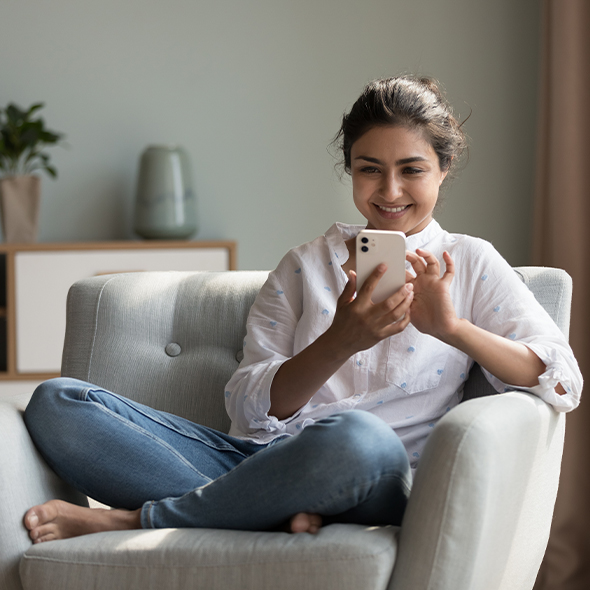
(62, 267), (571, 430)
(62, 271), (269, 433)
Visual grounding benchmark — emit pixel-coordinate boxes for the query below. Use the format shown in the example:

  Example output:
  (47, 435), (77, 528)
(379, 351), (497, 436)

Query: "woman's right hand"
(270, 265), (413, 420)
(325, 265), (414, 359)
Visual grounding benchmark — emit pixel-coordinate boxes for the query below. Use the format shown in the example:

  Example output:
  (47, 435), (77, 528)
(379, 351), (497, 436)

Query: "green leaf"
(0, 101), (64, 177)
(44, 165), (57, 178)
(40, 130), (62, 144)
(27, 103), (44, 116)
(6, 104), (26, 124)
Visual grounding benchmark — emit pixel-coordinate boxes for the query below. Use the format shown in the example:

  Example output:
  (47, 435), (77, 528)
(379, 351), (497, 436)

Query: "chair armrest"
(389, 391), (564, 590)
(0, 398), (87, 590)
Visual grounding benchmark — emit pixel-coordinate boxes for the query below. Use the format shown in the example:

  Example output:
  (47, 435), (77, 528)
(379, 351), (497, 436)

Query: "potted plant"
(0, 103), (64, 242)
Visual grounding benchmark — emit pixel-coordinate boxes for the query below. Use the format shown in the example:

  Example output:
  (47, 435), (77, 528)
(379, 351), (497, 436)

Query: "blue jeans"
(24, 378), (412, 531)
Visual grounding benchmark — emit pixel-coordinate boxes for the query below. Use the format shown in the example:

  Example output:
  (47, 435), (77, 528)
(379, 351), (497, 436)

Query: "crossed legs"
(23, 378), (411, 543)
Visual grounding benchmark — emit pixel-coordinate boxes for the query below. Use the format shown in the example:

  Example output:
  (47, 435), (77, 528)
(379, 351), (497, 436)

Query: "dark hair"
(333, 75), (468, 181)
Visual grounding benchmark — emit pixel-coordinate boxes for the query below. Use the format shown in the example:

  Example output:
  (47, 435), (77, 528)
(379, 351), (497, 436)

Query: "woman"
(23, 75), (582, 543)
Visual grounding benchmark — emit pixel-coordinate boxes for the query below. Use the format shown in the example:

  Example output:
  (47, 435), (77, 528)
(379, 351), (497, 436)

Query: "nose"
(380, 172), (403, 200)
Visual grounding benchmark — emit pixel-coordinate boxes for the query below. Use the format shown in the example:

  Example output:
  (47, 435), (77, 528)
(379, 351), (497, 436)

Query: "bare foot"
(24, 499), (142, 544)
(288, 512), (322, 534)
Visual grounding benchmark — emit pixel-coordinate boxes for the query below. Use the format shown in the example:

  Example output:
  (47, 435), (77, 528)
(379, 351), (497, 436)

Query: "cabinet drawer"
(15, 247), (230, 374)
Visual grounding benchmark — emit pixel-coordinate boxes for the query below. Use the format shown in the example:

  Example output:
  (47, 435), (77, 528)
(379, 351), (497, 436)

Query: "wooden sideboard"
(0, 240), (236, 380)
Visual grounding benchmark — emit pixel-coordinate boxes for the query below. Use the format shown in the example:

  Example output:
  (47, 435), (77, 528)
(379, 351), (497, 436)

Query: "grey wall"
(0, 0), (540, 269)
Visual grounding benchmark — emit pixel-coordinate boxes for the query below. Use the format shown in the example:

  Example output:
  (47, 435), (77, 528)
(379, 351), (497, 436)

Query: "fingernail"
(27, 512), (39, 528)
(405, 283), (413, 293)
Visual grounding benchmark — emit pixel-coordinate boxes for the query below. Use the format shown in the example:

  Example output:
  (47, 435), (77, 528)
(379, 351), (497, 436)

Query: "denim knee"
(301, 410), (410, 480)
(24, 377), (87, 441)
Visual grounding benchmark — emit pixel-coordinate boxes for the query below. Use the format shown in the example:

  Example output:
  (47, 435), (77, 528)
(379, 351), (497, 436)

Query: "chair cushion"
(20, 524), (398, 590)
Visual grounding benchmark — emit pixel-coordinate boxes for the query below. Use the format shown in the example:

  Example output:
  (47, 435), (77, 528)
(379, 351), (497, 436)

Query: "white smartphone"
(355, 230), (406, 303)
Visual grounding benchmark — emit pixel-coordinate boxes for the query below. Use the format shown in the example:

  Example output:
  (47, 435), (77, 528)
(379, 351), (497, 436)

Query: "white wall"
(0, 0), (540, 269)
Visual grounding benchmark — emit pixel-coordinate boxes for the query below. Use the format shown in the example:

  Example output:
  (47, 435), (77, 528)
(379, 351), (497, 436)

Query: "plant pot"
(0, 175), (41, 243)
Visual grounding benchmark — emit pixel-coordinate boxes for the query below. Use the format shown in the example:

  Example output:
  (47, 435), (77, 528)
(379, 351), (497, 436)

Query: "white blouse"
(225, 220), (582, 467)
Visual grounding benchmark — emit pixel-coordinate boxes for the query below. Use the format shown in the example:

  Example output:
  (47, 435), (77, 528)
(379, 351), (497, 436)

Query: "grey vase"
(134, 145), (197, 239)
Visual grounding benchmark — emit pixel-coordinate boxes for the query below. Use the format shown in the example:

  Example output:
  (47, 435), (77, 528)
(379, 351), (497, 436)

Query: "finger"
(356, 264), (387, 301)
(406, 251), (427, 275)
(381, 295), (413, 336)
(376, 283), (413, 320)
(338, 270), (357, 305)
(386, 285), (414, 323)
(415, 249), (441, 274)
(441, 251), (455, 285)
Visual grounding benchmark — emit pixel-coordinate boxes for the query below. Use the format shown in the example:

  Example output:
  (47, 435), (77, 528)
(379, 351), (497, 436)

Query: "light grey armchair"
(0, 267), (571, 590)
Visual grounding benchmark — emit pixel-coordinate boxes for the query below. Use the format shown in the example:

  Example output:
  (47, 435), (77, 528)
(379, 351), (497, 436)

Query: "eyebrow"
(355, 156), (428, 166)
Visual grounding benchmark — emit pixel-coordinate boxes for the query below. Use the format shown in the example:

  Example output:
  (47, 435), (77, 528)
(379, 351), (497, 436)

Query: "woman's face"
(350, 125), (447, 236)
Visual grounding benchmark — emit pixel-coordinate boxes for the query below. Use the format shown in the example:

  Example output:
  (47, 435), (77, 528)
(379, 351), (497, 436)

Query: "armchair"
(0, 267), (571, 590)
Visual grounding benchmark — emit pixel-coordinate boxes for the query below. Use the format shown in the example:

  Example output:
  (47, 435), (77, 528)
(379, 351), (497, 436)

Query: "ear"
(439, 157), (453, 185)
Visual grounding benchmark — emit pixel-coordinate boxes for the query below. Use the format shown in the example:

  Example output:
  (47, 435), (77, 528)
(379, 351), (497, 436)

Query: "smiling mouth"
(376, 204), (410, 213)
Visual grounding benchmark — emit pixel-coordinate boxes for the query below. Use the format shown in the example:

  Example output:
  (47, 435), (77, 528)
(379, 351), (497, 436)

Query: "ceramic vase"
(0, 175), (41, 243)
(134, 145), (197, 239)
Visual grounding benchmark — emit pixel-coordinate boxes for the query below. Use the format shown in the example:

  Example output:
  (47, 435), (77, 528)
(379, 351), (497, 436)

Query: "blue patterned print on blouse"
(493, 306), (501, 312)
(295, 268), (301, 274)
(437, 369), (444, 375)
(428, 422), (435, 427)
(508, 333), (516, 340)
(322, 309), (329, 315)
(407, 346), (416, 353)
(225, 391), (231, 398)
(401, 382), (407, 389)
(270, 321), (277, 327)
(276, 290), (284, 295)
(412, 452), (420, 458)
(377, 400), (383, 405)
(481, 274), (488, 281)
(460, 373), (465, 379)
(324, 286), (331, 292)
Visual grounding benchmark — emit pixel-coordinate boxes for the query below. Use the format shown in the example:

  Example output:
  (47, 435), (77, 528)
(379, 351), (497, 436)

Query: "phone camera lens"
(361, 237), (369, 244)
(361, 246), (369, 252)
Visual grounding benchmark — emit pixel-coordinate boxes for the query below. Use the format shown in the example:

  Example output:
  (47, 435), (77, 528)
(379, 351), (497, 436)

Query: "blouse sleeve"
(224, 249), (304, 437)
(466, 238), (582, 412)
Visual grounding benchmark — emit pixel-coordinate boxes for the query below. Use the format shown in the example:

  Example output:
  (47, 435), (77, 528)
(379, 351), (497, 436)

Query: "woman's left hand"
(405, 249), (459, 342)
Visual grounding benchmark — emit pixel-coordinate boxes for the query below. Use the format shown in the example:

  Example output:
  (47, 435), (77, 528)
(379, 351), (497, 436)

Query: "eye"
(403, 167), (423, 175)
(360, 166), (380, 174)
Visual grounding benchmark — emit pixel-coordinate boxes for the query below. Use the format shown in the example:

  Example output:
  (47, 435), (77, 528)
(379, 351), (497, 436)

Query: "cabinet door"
(15, 247), (229, 374)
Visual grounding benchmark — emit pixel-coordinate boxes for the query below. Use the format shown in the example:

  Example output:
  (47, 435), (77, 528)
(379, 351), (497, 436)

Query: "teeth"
(377, 204), (408, 213)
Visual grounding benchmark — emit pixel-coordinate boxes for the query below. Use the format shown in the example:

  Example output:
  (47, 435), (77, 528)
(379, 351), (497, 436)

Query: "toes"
(30, 523), (60, 543)
(24, 509), (39, 531)
(307, 514), (322, 534)
(34, 531), (58, 544)
(289, 512), (323, 534)
(289, 513), (308, 533)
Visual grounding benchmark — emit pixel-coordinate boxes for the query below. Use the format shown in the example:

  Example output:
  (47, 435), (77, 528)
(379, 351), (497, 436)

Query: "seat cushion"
(20, 524), (398, 590)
